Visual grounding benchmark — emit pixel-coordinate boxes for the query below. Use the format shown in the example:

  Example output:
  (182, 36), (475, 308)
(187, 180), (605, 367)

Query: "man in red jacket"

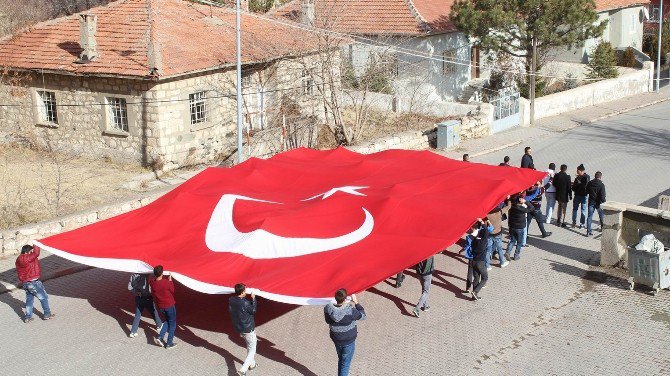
(149, 265), (177, 349)
(15, 244), (54, 323)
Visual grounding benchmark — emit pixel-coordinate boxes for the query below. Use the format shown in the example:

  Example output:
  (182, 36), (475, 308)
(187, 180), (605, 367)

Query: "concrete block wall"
(0, 189), (167, 256)
(535, 63), (654, 120)
(600, 201), (670, 267)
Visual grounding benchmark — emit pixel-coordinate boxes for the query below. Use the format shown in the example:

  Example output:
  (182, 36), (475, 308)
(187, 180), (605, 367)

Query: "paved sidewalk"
(440, 87), (670, 160)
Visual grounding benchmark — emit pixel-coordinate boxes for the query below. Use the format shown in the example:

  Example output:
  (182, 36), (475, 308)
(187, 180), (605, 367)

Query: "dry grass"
(316, 107), (449, 149)
(0, 144), (147, 228)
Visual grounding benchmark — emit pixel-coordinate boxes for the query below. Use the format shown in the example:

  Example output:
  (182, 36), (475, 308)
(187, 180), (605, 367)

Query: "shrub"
(586, 42), (619, 80)
(620, 47), (637, 68)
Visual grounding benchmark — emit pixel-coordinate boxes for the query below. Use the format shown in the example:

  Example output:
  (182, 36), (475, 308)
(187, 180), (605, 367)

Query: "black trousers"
(527, 208), (548, 236)
(472, 261), (488, 294)
(465, 259), (475, 290)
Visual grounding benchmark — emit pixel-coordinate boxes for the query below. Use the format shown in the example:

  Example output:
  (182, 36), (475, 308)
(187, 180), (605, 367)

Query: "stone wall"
(534, 62), (654, 121)
(600, 201), (670, 267)
(0, 189), (168, 256)
(0, 53), (334, 169)
(0, 73), (157, 164)
(340, 90), (479, 117)
(346, 130), (434, 154)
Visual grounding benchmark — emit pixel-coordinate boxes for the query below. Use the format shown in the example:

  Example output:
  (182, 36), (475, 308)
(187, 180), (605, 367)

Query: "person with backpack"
(412, 255), (435, 318)
(463, 224), (477, 294)
(128, 273), (163, 338)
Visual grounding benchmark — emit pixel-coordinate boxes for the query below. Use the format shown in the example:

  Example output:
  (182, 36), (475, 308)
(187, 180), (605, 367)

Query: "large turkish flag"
(36, 148), (544, 304)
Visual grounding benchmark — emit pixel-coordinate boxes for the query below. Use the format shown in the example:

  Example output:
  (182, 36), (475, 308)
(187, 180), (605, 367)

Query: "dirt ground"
(317, 108), (447, 149)
(0, 144), (148, 229)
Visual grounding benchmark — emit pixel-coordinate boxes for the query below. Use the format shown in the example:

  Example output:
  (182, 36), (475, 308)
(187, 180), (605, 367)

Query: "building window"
(107, 97), (128, 132)
(302, 69), (314, 95)
(630, 13), (637, 33)
(189, 91), (208, 125)
(442, 50), (457, 75)
(650, 5), (660, 22)
(37, 90), (58, 124)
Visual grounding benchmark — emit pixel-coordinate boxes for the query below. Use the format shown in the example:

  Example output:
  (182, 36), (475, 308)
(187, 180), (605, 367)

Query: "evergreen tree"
(586, 42), (619, 79)
(451, 0), (606, 98)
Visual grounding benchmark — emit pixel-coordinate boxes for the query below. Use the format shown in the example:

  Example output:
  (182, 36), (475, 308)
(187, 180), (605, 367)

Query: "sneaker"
(512, 255), (520, 261)
(586, 232), (593, 237)
(486, 266), (492, 271)
(579, 224), (584, 229)
(543, 232), (552, 238)
(492, 253), (499, 260)
(43, 313), (56, 320)
(154, 337), (165, 347)
(470, 291), (480, 301)
(463, 289), (471, 294)
(156, 323), (164, 333)
(423, 306), (430, 312)
(129, 332), (138, 338)
(24, 317), (34, 323)
(572, 222), (576, 228)
(165, 343), (178, 349)
(561, 223), (567, 228)
(249, 364), (257, 370)
(504, 253), (511, 261)
(500, 261), (509, 268)
(522, 244), (529, 248)
(412, 308), (420, 317)
(237, 371), (247, 376)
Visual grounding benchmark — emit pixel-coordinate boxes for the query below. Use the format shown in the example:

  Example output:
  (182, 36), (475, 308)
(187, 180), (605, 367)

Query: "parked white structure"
(555, 0), (651, 63)
(271, 0), (478, 103)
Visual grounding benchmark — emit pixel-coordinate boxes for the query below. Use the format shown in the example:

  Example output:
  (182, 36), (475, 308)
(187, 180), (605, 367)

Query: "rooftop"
(0, 0), (324, 79)
(269, 0), (457, 36)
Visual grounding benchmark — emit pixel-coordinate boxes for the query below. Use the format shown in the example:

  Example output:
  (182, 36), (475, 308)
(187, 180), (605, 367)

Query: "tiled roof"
(0, 0), (324, 79)
(269, 0), (457, 36)
(595, 0), (650, 11)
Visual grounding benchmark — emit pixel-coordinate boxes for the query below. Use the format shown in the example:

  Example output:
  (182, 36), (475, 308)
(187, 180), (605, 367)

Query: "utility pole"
(656, 0), (664, 92)
(530, 37), (537, 126)
(235, 0), (245, 163)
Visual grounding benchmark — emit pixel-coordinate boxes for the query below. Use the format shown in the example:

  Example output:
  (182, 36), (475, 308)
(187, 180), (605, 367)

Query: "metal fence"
(490, 91), (520, 121)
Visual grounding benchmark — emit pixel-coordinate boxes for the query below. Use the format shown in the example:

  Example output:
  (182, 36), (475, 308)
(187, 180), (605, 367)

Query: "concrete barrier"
(600, 201), (670, 267)
(535, 62), (654, 120)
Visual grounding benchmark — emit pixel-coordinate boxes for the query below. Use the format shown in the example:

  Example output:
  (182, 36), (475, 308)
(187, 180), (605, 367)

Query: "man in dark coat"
(229, 283), (258, 375)
(520, 147), (534, 169)
(585, 171), (607, 236)
(552, 164), (572, 227)
(505, 196), (535, 261)
(571, 164), (591, 228)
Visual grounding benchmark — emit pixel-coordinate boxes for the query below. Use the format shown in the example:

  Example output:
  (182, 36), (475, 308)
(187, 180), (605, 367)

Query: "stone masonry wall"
(0, 73), (157, 164)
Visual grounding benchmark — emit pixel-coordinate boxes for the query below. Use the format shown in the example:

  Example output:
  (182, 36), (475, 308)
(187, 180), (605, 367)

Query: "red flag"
(36, 148), (544, 304)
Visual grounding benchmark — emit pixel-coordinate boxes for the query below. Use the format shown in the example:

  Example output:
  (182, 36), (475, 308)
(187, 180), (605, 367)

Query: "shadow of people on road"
(367, 286), (415, 317)
(31, 267), (317, 376)
(0, 287), (27, 319)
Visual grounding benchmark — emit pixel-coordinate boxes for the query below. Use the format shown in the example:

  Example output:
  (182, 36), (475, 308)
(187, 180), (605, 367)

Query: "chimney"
(78, 14), (98, 62)
(300, 0), (315, 27)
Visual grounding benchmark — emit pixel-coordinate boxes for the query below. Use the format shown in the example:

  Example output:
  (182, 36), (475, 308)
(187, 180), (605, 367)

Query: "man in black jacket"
(229, 283), (258, 375)
(505, 196), (535, 261)
(520, 146), (534, 169)
(585, 171), (607, 236)
(470, 219), (493, 301)
(571, 164), (591, 228)
(552, 164), (572, 227)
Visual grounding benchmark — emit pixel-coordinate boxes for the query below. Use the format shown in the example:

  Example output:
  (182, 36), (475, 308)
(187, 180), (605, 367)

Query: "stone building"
(0, 0), (338, 168)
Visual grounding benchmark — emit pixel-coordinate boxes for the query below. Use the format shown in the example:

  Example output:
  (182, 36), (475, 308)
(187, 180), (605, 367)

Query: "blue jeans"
(488, 234), (504, 265)
(158, 305), (177, 346)
(572, 195), (587, 225)
(130, 295), (162, 334)
(335, 341), (356, 376)
(506, 228), (524, 259)
(587, 204), (604, 235)
(545, 192), (557, 223)
(521, 222), (528, 246)
(23, 280), (51, 319)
